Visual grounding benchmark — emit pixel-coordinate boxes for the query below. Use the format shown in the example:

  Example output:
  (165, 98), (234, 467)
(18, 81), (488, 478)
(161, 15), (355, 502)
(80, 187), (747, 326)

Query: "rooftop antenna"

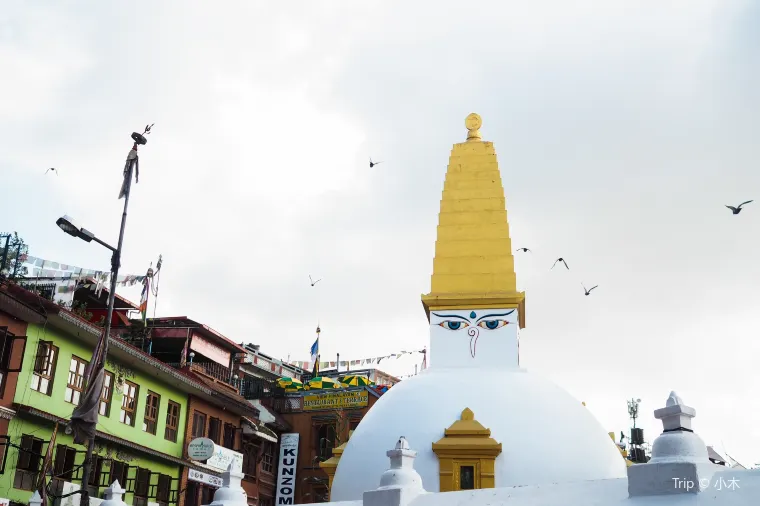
(627, 397), (641, 428)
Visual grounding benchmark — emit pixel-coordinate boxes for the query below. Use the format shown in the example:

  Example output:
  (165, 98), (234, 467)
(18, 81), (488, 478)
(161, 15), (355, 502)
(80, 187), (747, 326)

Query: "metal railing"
(189, 361), (232, 383)
(270, 396), (303, 413)
(240, 377), (277, 400)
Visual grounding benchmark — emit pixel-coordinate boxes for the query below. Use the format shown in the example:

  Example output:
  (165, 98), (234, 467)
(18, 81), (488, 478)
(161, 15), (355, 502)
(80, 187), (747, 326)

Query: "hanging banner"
(275, 433), (300, 505)
(303, 390), (369, 411)
(205, 443), (243, 473)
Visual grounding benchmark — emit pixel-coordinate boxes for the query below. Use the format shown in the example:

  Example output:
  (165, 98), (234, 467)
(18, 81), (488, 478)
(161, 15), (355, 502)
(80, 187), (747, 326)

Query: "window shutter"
(5, 335), (27, 373)
(17, 435), (33, 470)
(53, 445), (67, 476)
(33, 341), (51, 374)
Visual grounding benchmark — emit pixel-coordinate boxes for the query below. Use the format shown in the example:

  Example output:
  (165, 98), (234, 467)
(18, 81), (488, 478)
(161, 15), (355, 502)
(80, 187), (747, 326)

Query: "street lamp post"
(57, 129), (150, 506)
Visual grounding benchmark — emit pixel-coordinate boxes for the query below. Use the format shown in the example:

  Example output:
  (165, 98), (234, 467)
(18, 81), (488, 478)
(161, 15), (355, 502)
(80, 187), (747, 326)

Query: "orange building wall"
(279, 394), (379, 504)
(179, 395), (247, 506)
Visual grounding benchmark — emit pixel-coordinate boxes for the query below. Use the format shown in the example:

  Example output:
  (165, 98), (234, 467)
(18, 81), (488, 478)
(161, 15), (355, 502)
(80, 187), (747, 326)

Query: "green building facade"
(1, 315), (190, 506)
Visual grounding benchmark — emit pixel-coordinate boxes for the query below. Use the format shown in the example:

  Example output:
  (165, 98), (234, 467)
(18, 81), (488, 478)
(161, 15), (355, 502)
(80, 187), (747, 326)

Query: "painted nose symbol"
(468, 327), (479, 358)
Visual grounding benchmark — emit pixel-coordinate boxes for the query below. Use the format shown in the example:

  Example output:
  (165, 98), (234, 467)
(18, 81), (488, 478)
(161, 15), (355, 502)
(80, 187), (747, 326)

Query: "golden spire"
(421, 113), (525, 327)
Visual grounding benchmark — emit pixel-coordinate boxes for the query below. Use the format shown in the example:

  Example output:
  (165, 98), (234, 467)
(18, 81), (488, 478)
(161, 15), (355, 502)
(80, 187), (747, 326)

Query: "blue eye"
(478, 320), (508, 330)
(438, 321), (469, 331)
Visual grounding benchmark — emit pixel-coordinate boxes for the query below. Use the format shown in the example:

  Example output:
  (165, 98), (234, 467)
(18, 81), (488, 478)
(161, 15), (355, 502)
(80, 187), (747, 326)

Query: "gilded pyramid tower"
(421, 113), (525, 328)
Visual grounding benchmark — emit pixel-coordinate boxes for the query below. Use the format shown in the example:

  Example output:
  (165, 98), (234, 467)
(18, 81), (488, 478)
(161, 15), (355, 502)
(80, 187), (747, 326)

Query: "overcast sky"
(2, 1), (759, 466)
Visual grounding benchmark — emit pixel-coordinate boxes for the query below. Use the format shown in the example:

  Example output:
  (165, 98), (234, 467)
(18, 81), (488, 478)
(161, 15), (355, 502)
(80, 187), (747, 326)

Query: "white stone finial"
(655, 391), (695, 432)
(209, 464), (247, 506)
(364, 437), (426, 506)
(102, 480), (128, 506)
(628, 392), (719, 498)
(666, 391), (683, 407)
(29, 491), (42, 506)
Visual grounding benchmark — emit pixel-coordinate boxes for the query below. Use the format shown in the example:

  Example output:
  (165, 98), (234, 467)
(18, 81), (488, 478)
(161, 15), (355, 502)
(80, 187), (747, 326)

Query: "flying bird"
(725, 200), (753, 215)
(516, 247), (531, 253)
(369, 158), (382, 168)
(45, 168), (58, 175)
(551, 258), (569, 270)
(582, 283), (598, 296)
(309, 275), (321, 287)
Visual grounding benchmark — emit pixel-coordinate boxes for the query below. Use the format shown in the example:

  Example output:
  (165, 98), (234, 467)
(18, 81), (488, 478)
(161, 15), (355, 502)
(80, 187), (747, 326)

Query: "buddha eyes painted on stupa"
(432, 310), (515, 332)
(438, 320), (470, 330)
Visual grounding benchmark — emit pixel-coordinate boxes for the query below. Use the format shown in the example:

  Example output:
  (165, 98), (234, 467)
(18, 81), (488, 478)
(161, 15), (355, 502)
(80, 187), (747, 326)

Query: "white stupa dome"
(330, 367), (627, 501)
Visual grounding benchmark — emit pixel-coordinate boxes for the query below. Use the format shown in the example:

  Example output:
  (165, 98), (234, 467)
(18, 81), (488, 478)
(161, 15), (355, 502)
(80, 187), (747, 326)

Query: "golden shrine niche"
(432, 408), (502, 492)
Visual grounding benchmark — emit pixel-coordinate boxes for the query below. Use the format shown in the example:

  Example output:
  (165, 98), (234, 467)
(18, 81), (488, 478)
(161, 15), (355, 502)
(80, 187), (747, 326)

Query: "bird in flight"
(45, 168), (58, 175)
(725, 200), (753, 215)
(309, 275), (321, 286)
(516, 247), (531, 253)
(369, 158), (382, 168)
(551, 258), (569, 270)
(582, 283), (598, 296)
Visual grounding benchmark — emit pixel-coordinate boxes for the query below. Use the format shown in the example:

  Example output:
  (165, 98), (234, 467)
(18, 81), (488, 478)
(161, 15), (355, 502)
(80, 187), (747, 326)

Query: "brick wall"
(179, 395), (254, 506)
(279, 394), (379, 503)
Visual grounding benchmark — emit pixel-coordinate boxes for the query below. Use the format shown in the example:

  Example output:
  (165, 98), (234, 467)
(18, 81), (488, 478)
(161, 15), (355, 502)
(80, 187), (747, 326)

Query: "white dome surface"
(331, 368), (627, 501)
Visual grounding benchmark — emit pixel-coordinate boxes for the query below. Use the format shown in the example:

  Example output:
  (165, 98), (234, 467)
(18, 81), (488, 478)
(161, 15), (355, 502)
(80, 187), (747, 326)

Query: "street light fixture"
(57, 126), (152, 506)
(57, 216), (115, 251)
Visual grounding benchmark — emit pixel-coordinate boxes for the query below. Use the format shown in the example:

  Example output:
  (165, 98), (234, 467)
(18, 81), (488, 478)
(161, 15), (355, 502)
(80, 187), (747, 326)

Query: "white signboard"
(275, 433), (300, 505)
(188, 469), (224, 488)
(206, 443), (243, 473)
(188, 437), (216, 460)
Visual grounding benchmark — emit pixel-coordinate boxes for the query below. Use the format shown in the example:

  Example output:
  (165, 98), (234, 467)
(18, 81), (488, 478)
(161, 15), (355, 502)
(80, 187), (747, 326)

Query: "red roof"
(148, 316), (247, 353)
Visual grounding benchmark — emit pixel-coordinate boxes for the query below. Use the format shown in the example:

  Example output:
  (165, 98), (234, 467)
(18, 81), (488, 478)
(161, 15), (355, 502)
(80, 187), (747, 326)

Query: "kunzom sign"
(302, 390), (369, 411)
(275, 433), (300, 505)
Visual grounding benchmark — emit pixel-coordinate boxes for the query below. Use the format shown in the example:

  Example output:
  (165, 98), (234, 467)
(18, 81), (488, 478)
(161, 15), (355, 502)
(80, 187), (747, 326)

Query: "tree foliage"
(0, 232), (28, 279)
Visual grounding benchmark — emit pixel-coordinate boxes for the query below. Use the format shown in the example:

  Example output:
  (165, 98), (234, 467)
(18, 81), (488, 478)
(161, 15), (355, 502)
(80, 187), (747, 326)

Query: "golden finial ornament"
(465, 113), (482, 142)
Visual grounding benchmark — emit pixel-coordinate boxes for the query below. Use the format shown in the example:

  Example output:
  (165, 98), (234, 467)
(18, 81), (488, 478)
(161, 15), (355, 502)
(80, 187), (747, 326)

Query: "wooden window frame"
(208, 417), (221, 444)
(53, 444), (78, 481)
(64, 355), (88, 405)
(14, 434), (44, 490)
(156, 473), (172, 506)
(223, 422), (235, 450)
(30, 341), (58, 396)
(242, 442), (259, 477)
(120, 380), (139, 427)
(0, 327), (27, 398)
(142, 391), (161, 435)
(99, 371), (114, 417)
(109, 460), (129, 489)
(316, 423), (337, 461)
(191, 411), (207, 439)
(261, 442), (274, 474)
(133, 467), (151, 506)
(164, 401), (180, 442)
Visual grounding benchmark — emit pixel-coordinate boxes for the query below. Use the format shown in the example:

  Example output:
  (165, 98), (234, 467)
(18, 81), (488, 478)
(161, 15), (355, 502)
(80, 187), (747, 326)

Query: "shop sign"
(303, 390), (368, 411)
(188, 469), (223, 488)
(275, 433), (300, 505)
(187, 438), (215, 460)
(206, 443), (243, 473)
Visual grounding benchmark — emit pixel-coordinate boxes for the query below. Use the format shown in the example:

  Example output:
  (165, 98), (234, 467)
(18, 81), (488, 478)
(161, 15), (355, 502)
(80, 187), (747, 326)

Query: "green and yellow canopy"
(277, 377), (304, 392)
(339, 374), (374, 387)
(306, 376), (343, 390)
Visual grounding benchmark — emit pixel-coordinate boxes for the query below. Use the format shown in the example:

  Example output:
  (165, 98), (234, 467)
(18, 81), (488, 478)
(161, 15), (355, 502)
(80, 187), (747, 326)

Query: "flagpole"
(77, 129), (148, 506)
